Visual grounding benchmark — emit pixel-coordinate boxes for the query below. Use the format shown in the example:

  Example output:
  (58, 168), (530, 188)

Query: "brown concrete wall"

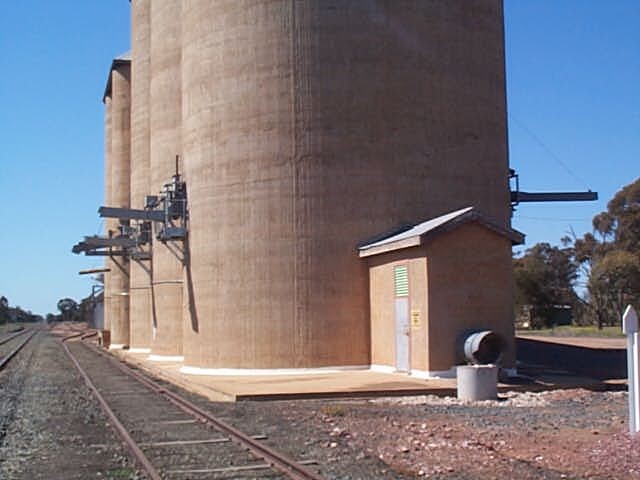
(425, 223), (515, 371)
(409, 254), (429, 372)
(149, 0), (183, 356)
(181, 1), (510, 369)
(109, 64), (132, 347)
(368, 248), (428, 371)
(129, 0), (152, 349)
(103, 96), (113, 333)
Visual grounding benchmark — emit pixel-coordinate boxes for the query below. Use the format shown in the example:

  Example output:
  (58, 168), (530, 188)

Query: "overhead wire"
(509, 114), (591, 190)
(516, 216), (592, 222)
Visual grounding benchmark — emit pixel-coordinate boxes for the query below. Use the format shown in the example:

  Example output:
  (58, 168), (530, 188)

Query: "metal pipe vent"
(461, 330), (505, 365)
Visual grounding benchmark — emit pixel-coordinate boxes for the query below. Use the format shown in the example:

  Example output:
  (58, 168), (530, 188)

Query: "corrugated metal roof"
(358, 206), (524, 257)
(103, 50), (132, 102)
(115, 51), (131, 62)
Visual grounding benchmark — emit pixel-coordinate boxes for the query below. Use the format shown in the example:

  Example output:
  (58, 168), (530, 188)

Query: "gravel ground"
(0, 329), (142, 480)
(2, 325), (639, 479)
(163, 378), (640, 479)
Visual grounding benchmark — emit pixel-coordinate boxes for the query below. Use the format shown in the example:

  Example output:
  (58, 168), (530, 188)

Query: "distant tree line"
(0, 295), (88, 326)
(0, 295), (45, 326)
(514, 177), (640, 329)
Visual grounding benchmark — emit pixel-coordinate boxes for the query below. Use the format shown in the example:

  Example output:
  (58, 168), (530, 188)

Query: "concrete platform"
(110, 349), (457, 401)
(51, 323), (625, 402)
(107, 347), (623, 403)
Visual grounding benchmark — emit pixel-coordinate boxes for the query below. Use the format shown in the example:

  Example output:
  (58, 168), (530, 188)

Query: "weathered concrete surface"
(129, 0), (152, 350)
(108, 63), (131, 347)
(180, 1), (511, 369)
(103, 96), (112, 334)
(149, 0), (183, 357)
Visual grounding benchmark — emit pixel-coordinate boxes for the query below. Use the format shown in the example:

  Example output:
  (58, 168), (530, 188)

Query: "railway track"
(0, 327), (27, 346)
(63, 336), (325, 480)
(0, 328), (37, 371)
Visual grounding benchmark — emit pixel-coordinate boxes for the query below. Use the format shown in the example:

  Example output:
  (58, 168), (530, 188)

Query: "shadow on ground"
(516, 336), (627, 381)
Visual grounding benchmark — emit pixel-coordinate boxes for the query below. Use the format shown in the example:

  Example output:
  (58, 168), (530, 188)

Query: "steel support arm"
(84, 250), (129, 257)
(511, 191), (598, 203)
(82, 236), (138, 248)
(99, 206), (165, 222)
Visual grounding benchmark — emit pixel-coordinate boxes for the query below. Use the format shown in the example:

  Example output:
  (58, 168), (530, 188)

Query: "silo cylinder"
(129, 0), (152, 350)
(103, 96), (112, 337)
(181, 1), (511, 370)
(108, 64), (131, 349)
(149, 0), (183, 358)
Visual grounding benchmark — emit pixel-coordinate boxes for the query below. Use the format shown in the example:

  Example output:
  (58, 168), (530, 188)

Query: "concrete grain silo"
(105, 56), (132, 348)
(129, 0), (152, 350)
(103, 96), (112, 336)
(149, 0), (184, 358)
(180, 1), (511, 371)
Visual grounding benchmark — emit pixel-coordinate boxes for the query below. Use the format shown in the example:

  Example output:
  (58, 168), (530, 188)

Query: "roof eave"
(358, 209), (525, 258)
(359, 236), (422, 258)
(102, 56), (131, 103)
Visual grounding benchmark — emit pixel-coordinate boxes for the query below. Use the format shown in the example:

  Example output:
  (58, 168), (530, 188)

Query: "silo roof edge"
(102, 50), (132, 103)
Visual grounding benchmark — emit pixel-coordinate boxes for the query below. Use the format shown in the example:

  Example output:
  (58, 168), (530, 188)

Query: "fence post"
(623, 305), (639, 434)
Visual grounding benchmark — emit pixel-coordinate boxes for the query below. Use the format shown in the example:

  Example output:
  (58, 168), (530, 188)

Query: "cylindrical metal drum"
(181, 1), (510, 370)
(109, 63), (131, 348)
(149, 0), (183, 358)
(129, 0), (153, 350)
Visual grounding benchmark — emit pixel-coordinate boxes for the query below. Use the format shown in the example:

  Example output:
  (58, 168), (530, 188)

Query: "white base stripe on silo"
(148, 354), (185, 362)
(180, 365), (370, 376)
(128, 347), (151, 354)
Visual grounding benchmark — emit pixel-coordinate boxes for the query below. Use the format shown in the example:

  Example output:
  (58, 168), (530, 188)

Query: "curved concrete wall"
(129, 0), (152, 350)
(149, 0), (183, 357)
(109, 64), (132, 347)
(103, 96), (113, 333)
(180, 1), (510, 369)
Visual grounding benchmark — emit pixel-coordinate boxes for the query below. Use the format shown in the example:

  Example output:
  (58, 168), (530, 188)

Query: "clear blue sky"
(0, 1), (638, 316)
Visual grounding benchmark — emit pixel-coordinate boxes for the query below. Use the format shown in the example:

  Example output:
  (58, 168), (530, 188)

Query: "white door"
(395, 297), (410, 372)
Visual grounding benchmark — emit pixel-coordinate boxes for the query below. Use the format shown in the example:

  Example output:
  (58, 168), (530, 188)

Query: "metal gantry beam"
(73, 161), (188, 262)
(99, 206), (165, 222)
(510, 191), (598, 204)
(72, 237), (137, 255)
(84, 250), (130, 257)
(82, 236), (139, 248)
(509, 168), (598, 210)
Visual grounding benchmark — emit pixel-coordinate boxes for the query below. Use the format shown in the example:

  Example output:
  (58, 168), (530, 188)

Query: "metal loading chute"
(72, 155), (187, 260)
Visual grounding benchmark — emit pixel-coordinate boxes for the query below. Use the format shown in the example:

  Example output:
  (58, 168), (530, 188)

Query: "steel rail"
(83, 341), (325, 480)
(0, 330), (37, 370)
(0, 328), (27, 347)
(61, 336), (163, 480)
(81, 330), (98, 341)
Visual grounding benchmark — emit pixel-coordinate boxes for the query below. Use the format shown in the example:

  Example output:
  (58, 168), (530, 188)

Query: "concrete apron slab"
(108, 348), (620, 402)
(110, 349), (460, 401)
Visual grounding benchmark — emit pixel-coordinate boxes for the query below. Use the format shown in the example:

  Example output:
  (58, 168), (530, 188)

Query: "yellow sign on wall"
(411, 309), (421, 329)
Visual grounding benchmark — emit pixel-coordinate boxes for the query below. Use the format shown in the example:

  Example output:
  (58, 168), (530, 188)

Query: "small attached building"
(359, 207), (524, 377)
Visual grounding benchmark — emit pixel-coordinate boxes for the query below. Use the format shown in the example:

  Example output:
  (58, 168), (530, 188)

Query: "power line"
(516, 216), (592, 222)
(510, 114), (590, 189)
(96, 218), (104, 236)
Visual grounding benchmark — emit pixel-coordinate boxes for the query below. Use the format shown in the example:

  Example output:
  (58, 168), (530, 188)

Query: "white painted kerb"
(180, 364), (369, 376)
